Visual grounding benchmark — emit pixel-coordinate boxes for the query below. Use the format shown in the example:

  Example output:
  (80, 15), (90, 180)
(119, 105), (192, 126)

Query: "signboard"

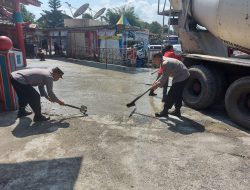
(10, 50), (24, 67)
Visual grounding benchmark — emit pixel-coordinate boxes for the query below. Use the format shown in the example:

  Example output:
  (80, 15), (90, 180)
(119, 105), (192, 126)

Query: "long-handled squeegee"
(64, 104), (88, 116)
(126, 87), (152, 108)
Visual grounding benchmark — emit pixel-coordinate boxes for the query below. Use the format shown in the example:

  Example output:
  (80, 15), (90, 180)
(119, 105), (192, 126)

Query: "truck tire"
(183, 65), (217, 109)
(225, 77), (250, 129)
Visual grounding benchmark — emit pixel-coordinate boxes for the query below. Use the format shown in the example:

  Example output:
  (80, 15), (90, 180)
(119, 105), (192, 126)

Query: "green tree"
(48, 0), (61, 11)
(105, 9), (119, 25)
(37, 0), (71, 28)
(163, 25), (170, 34)
(149, 21), (162, 34)
(82, 13), (93, 19)
(105, 6), (140, 27)
(139, 21), (150, 30)
(20, 4), (35, 23)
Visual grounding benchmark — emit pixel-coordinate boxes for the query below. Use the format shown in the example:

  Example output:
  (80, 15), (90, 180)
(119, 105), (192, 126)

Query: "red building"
(0, 0), (41, 65)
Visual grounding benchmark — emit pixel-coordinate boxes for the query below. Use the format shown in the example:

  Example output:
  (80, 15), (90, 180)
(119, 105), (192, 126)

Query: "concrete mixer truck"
(158, 0), (250, 129)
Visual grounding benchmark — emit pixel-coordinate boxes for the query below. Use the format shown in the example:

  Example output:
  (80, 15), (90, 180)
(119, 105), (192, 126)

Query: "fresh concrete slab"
(0, 58), (249, 190)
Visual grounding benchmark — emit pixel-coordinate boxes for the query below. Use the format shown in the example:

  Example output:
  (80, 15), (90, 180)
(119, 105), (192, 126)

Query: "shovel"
(126, 87), (152, 108)
(64, 104), (88, 115)
(151, 69), (158, 75)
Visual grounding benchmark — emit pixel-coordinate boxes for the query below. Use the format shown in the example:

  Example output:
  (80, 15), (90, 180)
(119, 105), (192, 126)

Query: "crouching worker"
(10, 67), (65, 122)
(151, 52), (190, 118)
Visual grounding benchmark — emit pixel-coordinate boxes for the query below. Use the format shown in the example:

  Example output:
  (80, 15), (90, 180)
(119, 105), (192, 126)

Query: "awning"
(20, 0), (41, 7)
(0, 5), (13, 18)
(116, 15), (130, 26)
(0, 0), (41, 11)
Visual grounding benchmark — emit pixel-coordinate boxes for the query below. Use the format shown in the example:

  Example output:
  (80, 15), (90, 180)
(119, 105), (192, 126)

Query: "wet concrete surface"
(0, 58), (250, 190)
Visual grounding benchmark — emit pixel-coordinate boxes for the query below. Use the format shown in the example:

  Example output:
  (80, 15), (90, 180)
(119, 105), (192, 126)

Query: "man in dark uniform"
(10, 67), (65, 122)
(151, 52), (190, 118)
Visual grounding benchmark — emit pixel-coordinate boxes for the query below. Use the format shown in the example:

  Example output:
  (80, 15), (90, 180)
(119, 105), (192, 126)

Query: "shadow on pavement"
(59, 115), (87, 122)
(0, 111), (17, 127)
(165, 116), (205, 135)
(12, 117), (70, 138)
(134, 112), (205, 135)
(198, 105), (250, 134)
(0, 156), (83, 190)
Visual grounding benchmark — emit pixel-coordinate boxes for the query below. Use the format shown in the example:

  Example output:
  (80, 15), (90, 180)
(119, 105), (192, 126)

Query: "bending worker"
(151, 52), (190, 118)
(10, 67), (65, 122)
(149, 44), (181, 102)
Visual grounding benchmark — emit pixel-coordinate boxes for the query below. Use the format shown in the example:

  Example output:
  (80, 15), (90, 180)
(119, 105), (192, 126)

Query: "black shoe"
(33, 114), (50, 122)
(155, 111), (168, 118)
(17, 109), (32, 118)
(149, 91), (157, 96)
(169, 109), (181, 117)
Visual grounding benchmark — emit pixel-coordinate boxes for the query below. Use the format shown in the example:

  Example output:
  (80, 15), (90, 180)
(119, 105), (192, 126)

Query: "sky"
(26, 0), (169, 24)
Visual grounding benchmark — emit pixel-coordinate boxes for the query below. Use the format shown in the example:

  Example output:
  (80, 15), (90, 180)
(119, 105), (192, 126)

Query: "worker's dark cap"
(52, 67), (64, 78)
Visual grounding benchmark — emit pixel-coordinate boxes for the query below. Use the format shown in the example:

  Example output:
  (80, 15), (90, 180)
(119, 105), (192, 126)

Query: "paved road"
(0, 58), (249, 190)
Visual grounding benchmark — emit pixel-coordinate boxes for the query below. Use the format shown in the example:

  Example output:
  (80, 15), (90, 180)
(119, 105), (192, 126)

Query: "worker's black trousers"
(163, 78), (189, 111)
(162, 79), (169, 100)
(10, 77), (41, 115)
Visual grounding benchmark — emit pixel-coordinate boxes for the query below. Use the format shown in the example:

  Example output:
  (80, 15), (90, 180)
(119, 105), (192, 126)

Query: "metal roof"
(0, 0), (41, 10)
(20, 0), (41, 7)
